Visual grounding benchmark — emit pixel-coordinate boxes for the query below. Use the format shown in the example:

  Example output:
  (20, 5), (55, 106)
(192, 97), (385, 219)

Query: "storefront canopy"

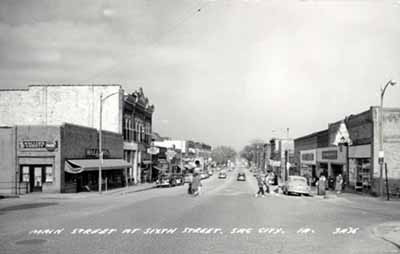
(153, 166), (168, 172)
(65, 159), (132, 174)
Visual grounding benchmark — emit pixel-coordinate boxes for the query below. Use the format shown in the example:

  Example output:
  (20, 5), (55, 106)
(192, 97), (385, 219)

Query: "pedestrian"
(264, 171), (273, 194)
(191, 172), (202, 196)
(335, 174), (343, 194)
(316, 174), (326, 196)
(255, 174), (265, 197)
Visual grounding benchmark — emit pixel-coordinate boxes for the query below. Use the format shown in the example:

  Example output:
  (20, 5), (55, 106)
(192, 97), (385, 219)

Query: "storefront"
(300, 149), (316, 185)
(316, 146), (347, 180)
(349, 144), (372, 190)
(13, 123), (129, 193)
(64, 158), (131, 192)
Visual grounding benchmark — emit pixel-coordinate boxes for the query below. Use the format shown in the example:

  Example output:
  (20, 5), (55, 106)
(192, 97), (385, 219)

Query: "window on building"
(22, 166), (29, 182)
(134, 121), (138, 142)
(45, 166), (53, 183)
(123, 116), (129, 141)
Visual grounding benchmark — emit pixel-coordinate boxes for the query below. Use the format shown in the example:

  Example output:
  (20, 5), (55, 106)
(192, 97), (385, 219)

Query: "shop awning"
(269, 160), (281, 167)
(153, 166), (168, 171)
(65, 159), (132, 174)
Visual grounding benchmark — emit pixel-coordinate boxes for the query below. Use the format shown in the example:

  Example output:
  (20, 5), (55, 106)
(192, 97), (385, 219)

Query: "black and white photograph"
(0, 0), (400, 253)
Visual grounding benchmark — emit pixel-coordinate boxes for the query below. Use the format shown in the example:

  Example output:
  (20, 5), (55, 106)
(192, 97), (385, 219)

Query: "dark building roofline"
(294, 129), (328, 142)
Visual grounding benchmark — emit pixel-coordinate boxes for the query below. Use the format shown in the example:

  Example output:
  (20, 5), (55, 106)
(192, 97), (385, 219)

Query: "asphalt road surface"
(1, 167), (400, 254)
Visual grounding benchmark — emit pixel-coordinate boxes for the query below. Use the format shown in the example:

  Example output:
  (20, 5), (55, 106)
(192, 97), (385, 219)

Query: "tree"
(211, 146), (237, 165)
(240, 139), (266, 167)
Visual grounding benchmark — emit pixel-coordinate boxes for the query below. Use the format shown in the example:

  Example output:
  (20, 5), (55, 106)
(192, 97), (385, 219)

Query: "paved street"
(1, 167), (400, 254)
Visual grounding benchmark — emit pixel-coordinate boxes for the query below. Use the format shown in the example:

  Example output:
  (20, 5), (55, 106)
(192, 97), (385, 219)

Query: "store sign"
(147, 147), (160, 155)
(19, 140), (58, 151)
(85, 148), (110, 158)
(322, 150), (338, 160)
(302, 153), (314, 161)
(166, 150), (176, 161)
(300, 150), (316, 164)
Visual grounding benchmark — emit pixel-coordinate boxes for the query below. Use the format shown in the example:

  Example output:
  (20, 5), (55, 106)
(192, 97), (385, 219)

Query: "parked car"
(218, 172), (227, 179)
(156, 174), (184, 187)
(200, 172), (208, 180)
(156, 174), (173, 187)
(171, 174), (184, 186)
(208, 170), (213, 176)
(282, 176), (310, 196)
(237, 172), (246, 181)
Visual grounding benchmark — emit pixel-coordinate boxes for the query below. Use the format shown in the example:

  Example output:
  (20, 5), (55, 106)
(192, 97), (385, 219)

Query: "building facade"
(0, 84), (154, 185)
(269, 138), (295, 181)
(294, 106), (400, 196)
(0, 123), (129, 194)
(122, 88), (154, 184)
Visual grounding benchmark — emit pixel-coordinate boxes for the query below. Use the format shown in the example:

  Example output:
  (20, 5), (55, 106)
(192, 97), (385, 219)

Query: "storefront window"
(356, 158), (371, 187)
(45, 166), (53, 183)
(22, 166), (29, 182)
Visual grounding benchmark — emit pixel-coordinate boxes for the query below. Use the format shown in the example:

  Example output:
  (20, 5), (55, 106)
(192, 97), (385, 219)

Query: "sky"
(0, 0), (400, 151)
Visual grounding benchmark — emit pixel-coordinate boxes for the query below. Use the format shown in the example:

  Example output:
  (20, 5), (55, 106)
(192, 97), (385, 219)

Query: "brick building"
(294, 129), (329, 185)
(0, 84), (154, 185)
(294, 106), (400, 196)
(0, 123), (129, 194)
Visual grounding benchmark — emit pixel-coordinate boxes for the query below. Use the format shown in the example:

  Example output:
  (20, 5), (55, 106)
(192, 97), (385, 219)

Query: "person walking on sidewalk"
(335, 174), (343, 194)
(255, 174), (265, 197)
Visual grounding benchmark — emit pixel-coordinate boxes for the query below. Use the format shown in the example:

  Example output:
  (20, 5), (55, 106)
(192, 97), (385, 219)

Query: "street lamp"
(379, 80), (396, 198)
(99, 91), (120, 193)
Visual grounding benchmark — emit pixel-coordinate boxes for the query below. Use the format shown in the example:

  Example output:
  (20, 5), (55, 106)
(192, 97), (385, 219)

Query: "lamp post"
(99, 91), (120, 193)
(379, 80), (396, 197)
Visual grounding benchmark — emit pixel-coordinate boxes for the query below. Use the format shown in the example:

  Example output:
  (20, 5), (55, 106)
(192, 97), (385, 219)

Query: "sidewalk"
(374, 222), (400, 248)
(309, 186), (339, 199)
(0, 182), (156, 201)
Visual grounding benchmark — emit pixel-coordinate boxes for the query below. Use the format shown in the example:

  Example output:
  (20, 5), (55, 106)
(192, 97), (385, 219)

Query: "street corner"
(373, 222), (400, 248)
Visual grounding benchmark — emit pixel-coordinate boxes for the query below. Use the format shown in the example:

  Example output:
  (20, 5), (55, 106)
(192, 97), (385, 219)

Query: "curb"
(373, 222), (400, 249)
(0, 195), (20, 200)
(110, 186), (156, 195)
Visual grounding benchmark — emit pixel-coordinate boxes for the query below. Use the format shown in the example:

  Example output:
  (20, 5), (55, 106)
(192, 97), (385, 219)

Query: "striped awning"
(65, 159), (132, 174)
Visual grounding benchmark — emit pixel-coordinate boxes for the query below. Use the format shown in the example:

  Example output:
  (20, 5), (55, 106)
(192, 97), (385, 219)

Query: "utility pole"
(379, 80), (396, 197)
(98, 93), (103, 194)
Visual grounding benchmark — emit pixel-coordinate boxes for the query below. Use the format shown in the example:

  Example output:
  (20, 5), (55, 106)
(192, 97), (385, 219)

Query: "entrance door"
(32, 167), (43, 192)
(331, 164), (343, 178)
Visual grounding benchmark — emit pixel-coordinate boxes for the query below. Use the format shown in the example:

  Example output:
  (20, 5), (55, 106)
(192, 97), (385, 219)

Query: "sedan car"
(282, 176), (310, 196)
(237, 172), (246, 181)
(218, 172), (227, 179)
(156, 174), (173, 187)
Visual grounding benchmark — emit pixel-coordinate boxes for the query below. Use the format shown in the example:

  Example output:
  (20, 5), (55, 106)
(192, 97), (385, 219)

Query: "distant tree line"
(211, 146), (237, 165)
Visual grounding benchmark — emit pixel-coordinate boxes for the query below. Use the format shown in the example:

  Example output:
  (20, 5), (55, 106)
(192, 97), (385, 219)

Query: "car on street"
(156, 174), (173, 187)
(237, 172), (246, 181)
(218, 172), (227, 179)
(172, 174), (184, 186)
(200, 172), (209, 180)
(282, 176), (310, 196)
(156, 174), (184, 187)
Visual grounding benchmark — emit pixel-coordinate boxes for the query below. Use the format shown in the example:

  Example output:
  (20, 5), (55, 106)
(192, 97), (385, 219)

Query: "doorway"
(20, 165), (52, 192)
(331, 164), (344, 178)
